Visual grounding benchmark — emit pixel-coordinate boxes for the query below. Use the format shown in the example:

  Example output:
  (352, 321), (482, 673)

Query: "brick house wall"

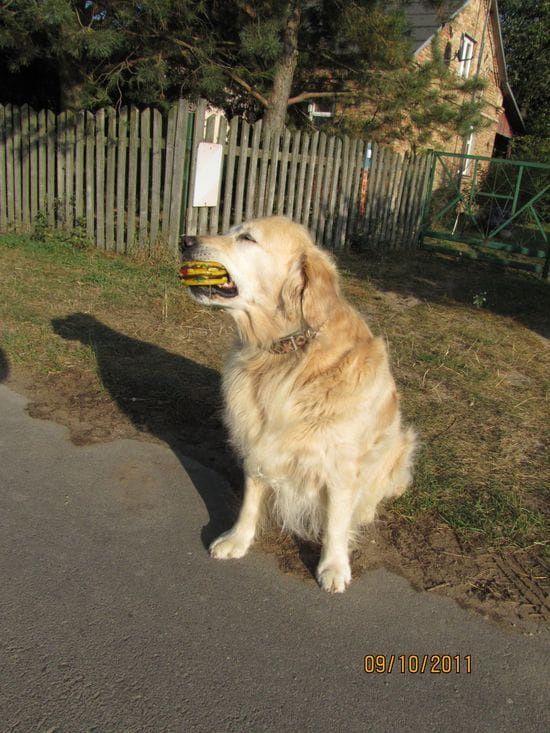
(326, 0), (522, 177)
(410, 0), (505, 160)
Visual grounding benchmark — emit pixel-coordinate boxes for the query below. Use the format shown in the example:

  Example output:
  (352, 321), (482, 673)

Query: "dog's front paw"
(209, 529), (252, 560)
(316, 558), (352, 593)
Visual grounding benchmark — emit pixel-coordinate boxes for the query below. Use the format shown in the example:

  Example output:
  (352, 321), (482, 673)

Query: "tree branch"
(233, 1), (257, 19)
(287, 90), (353, 106)
(227, 70), (270, 108)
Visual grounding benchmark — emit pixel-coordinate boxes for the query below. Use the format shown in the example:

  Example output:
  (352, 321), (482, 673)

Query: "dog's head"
(179, 216), (341, 344)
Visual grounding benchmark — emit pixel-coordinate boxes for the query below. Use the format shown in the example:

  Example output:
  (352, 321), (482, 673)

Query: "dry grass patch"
(338, 252), (549, 553)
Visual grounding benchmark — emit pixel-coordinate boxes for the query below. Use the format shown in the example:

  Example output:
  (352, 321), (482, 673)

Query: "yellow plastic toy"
(179, 261), (229, 286)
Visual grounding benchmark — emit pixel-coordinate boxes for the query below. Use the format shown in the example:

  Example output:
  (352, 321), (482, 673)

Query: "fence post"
(209, 116), (228, 234)
(419, 150), (436, 249)
(168, 99), (190, 249)
(309, 132), (327, 242)
(184, 98), (207, 237)
(221, 116), (239, 232)
(343, 137), (361, 249)
(149, 108), (163, 246)
(347, 139), (365, 246)
(275, 129), (291, 218)
(198, 114), (217, 235)
(125, 107), (140, 250)
(294, 131), (310, 223)
(105, 107), (117, 250)
(161, 104), (177, 243)
(65, 111), (75, 232)
(0, 106), (6, 232)
(265, 129), (282, 217)
(21, 104), (30, 229)
(245, 120), (262, 221)
(94, 108), (105, 247)
(233, 119), (250, 227)
(85, 111), (95, 241)
(46, 109), (55, 227)
(29, 106), (39, 223)
(115, 107), (128, 252)
(74, 110), (85, 227)
(4, 106), (15, 227)
(12, 105), (23, 230)
(256, 127), (272, 218)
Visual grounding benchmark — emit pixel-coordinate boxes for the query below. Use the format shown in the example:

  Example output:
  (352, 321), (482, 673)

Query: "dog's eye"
(238, 232), (256, 243)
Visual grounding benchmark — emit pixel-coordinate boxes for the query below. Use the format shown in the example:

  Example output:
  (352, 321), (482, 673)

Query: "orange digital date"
(364, 654), (472, 674)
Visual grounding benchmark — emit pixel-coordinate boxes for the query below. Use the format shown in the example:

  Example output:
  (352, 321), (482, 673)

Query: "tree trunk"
(262, 2), (301, 137)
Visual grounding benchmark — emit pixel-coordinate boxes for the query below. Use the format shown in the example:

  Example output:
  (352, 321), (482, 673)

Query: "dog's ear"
(301, 248), (341, 329)
(279, 254), (306, 320)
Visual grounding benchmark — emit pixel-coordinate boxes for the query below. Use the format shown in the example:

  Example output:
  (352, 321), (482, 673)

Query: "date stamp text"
(364, 654), (472, 674)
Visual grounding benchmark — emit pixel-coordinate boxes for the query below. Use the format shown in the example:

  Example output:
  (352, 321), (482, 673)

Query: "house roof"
(404, 1), (469, 54)
(403, 0), (525, 133)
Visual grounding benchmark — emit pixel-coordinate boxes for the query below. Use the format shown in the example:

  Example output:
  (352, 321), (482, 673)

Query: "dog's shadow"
(51, 313), (241, 548)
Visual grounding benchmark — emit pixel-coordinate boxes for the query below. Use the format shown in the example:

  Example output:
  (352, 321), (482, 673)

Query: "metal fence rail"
(421, 150), (550, 277)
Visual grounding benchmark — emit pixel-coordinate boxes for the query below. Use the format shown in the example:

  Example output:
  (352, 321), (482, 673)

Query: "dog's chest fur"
(222, 349), (331, 483)
(223, 349), (338, 538)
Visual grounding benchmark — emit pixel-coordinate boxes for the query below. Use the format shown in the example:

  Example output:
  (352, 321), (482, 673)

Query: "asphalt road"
(1, 383), (548, 732)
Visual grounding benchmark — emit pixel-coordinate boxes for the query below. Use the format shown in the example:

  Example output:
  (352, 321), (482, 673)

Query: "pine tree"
(327, 37), (489, 150)
(204, 0), (415, 136)
(0, 0), (490, 149)
(0, 0), (211, 110)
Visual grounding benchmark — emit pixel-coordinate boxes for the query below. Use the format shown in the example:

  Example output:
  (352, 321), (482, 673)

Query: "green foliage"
(508, 136), (550, 220)
(0, 0), (211, 109)
(32, 211), (48, 242)
(472, 291), (488, 309)
(326, 36), (490, 149)
(31, 212), (91, 252)
(460, 76), (488, 94)
(510, 135), (550, 165)
(239, 18), (283, 66)
(499, 0), (550, 137)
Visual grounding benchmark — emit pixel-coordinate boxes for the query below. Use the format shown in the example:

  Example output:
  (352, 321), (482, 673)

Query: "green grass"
(1, 232), (549, 559)
(0, 231), (191, 376)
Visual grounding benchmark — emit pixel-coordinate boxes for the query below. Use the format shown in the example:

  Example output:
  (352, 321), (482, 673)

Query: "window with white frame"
(462, 130), (475, 174)
(307, 101), (334, 121)
(458, 34), (476, 78)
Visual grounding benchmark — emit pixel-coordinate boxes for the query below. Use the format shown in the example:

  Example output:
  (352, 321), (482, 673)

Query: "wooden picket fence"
(0, 100), (191, 252)
(0, 99), (431, 252)
(360, 145), (432, 249)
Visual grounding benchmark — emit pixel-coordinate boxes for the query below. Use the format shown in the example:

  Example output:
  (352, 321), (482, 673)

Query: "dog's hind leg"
(209, 475), (268, 560)
(316, 481), (355, 593)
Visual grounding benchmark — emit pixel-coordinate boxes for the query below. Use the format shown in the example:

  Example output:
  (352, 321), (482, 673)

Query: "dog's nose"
(179, 235), (198, 255)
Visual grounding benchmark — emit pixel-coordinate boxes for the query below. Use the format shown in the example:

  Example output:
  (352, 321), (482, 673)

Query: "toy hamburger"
(179, 261), (229, 286)
(179, 261), (238, 297)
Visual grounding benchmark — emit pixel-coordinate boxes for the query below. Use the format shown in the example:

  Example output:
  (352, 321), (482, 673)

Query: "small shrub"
(32, 211), (48, 242)
(472, 291), (488, 309)
(70, 218), (92, 250)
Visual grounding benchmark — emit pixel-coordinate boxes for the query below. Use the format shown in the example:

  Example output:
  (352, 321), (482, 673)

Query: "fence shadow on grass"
(341, 249), (550, 340)
(51, 313), (242, 549)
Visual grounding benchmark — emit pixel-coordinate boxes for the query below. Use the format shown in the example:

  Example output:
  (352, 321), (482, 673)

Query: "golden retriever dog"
(179, 216), (416, 592)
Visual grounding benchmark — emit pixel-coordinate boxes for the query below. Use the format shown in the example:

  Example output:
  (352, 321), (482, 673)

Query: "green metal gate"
(421, 151), (550, 278)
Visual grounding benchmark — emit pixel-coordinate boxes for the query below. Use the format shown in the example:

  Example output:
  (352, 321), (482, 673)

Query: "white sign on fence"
(193, 142), (223, 207)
